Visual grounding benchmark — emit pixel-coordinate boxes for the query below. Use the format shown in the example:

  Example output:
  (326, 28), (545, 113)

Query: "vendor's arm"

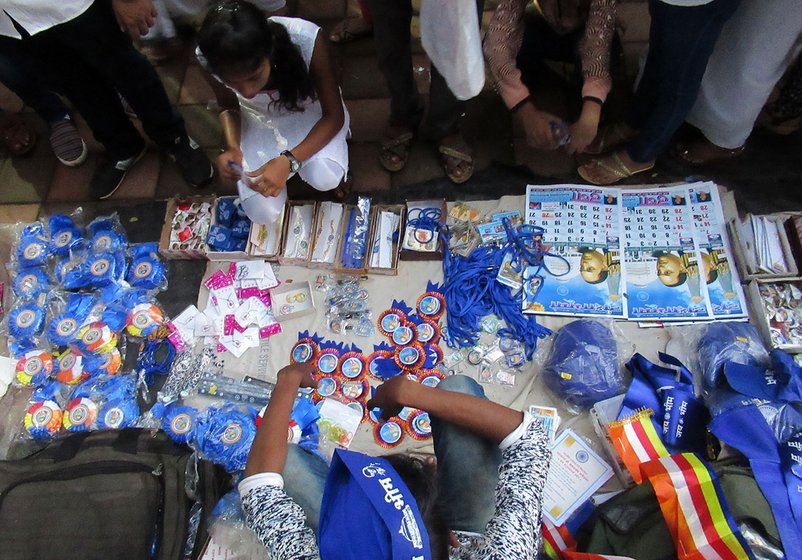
(248, 32), (344, 196)
(367, 376), (551, 556)
(217, 107), (244, 183)
(568, 0), (617, 154)
(238, 364), (320, 560)
(483, 0), (560, 150)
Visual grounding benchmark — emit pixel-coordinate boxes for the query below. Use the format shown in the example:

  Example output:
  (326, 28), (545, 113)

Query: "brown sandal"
(329, 16), (373, 44)
(379, 127), (414, 172)
(578, 150), (654, 185)
(438, 134), (474, 184)
(1, 112), (36, 156)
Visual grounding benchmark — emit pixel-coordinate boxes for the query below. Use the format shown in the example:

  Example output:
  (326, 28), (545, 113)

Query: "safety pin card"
(621, 186), (713, 321)
(687, 182), (747, 318)
(524, 185), (626, 318)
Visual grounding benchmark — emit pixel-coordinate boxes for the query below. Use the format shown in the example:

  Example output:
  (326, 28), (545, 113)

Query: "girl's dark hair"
(385, 454), (450, 560)
(198, 0), (316, 111)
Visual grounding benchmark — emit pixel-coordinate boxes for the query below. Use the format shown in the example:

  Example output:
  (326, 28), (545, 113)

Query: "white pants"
(686, 0), (802, 149)
(239, 158), (343, 225)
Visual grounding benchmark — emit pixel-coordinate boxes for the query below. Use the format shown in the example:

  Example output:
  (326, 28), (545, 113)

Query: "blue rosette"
(12, 267), (52, 301)
(9, 303), (46, 339)
(194, 405), (257, 472)
(16, 223), (50, 268)
(97, 398), (140, 430)
(48, 214), (83, 257)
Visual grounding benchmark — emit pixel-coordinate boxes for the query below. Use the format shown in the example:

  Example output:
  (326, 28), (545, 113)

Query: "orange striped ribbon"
(640, 453), (754, 560)
(607, 408), (669, 483)
(541, 518), (636, 560)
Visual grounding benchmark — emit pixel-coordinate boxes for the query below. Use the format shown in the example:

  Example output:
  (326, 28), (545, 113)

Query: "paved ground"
(0, 0), (799, 224)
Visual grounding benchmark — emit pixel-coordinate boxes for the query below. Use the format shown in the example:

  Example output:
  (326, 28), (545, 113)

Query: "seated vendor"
(239, 363), (551, 559)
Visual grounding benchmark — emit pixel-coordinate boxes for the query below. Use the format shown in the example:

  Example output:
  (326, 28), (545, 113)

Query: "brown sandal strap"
(438, 144), (473, 163)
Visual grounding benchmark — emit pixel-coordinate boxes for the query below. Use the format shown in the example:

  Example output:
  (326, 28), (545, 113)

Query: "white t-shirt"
(0, 1), (93, 38)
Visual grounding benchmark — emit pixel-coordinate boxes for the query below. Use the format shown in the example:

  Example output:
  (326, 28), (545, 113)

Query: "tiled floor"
(0, 0), (800, 224)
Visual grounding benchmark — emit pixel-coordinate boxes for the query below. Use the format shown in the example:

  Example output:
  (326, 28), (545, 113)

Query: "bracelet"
(510, 96), (532, 113)
(582, 95), (604, 107)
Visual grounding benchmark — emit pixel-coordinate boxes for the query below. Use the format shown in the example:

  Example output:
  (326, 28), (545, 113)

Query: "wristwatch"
(280, 150), (302, 174)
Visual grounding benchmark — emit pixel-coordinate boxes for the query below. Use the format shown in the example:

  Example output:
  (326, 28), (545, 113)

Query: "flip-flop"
(379, 129), (414, 172)
(671, 141), (744, 166)
(1, 113), (36, 156)
(438, 136), (474, 184)
(577, 151), (654, 185)
(329, 16), (373, 44)
(584, 122), (636, 156)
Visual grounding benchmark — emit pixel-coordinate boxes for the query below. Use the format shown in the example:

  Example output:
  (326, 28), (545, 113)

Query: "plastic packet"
(13, 349), (55, 388)
(87, 213), (129, 255)
(194, 404), (258, 472)
(13, 221), (51, 269)
(7, 297), (48, 357)
(539, 319), (630, 414)
(46, 291), (98, 347)
(54, 240), (92, 290)
(136, 336), (177, 386)
(11, 267), (52, 302)
(339, 197), (371, 269)
(126, 242), (169, 291)
(48, 210), (84, 257)
(208, 488), (268, 559)
(71, 373), (140, 430)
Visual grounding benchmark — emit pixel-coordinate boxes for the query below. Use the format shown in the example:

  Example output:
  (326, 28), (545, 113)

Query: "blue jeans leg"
(283, 444), (329, 532)
(431, 375), (502, 533)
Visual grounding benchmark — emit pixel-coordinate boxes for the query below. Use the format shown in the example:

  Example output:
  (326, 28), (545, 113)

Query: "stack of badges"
(63, 397), (98, 432)
(15, 350), (54, 386)
(290, 331), (321, 364)
(24, 400), (63, 440)
(126, 303), (165, 337)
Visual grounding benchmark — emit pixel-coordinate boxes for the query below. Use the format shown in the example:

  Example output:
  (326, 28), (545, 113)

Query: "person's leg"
(689, 0), (802, 150)
(283, 444), (329, 532)
(431, 375), (502, 533)
(0, 36), (68, 123)
(625, 0), (741, 164)
(297, 158), (344, 192)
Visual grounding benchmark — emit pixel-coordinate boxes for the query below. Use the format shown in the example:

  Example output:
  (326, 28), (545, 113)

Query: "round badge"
(378, 311), (403, 337)
(15, 351), (54, 386)
(316, 376), (337, 398)
(126, 303), (164, 337)
(416, 321), (437, 344)
(23, 242), (45, 261)
(291, 341), (317, 364)
(392, 325), (415, 346)
(397, 346), (422, 367)
(346, 401), (366, 422)
(418, 371), (444, 388)
(341, 379), (367, 400)
(317, 352), (339, 375)
(55, 352), (84, 384)
(24, 400), (62, 439)
(134, 261), (153, 279)
(417, 295), (442, 317)
(103, 407), (124, 429)
(339, 355), (365, 379)
(56, 317), (78, 336)
(90, 257), (110, 276)
(171, 413), (193, 435)
(367, 350), (391, 381)
(19, 273), (38, 294)
(54, 230), (73, 248)
(375, 420), (404, 448)
(94, 234), (112, 251)
(368, 406), (383, 425)
(407, 410), (432, 440)
(15, 309), (36, 329)
(498, 337), (516, 353)
(221, 423), (243, 444)
(63, 397), (98, 431)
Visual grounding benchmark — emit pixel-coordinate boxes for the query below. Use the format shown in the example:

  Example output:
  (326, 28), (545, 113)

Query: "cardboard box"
(248, 205), (286, 261)
(205, 196), (252, 261)
(309, 201), (345, 269)
(399, 198), (447, 261)
(747, 279), (802, 353)
(271, 281), (315, 321)
(366, 204), (404, 275)
(279, 200), (318, 266)
(159, 196), (215, 260)
(728, 215), (799, 281)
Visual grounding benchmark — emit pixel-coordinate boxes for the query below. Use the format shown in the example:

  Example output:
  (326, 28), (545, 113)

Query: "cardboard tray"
(159, 196), (215, 260)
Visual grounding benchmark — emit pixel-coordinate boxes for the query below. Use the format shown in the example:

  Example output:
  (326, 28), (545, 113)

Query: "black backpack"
(0, 428), (230, 560)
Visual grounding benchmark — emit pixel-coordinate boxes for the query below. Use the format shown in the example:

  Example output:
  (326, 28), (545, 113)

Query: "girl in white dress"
(198, 0), (350, 224)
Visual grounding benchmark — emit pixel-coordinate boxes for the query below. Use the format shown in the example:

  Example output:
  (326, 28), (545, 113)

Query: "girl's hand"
(567, 117), (598, 155)
(217, 147), (244, 183)
(276, 363), (317, 388)
(247, 156), (291, 197)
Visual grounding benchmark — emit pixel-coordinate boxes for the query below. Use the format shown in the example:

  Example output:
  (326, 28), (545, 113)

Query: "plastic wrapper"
(54, 241), (92, 289)
(208, 488), (267, 559)
(11, 267), (52, 301)
(136, 337), (177, 386)
(541, 319), (626, 413)
(87, 213), (128, 255)
(47, 292), (98, 347)
(7, 299), (48, 356)
(126, 242), (168, 291)
(71, 374), (140, 430)
(194, 404), (258, 472)
(48, 210), (84, 257)
(97, 284), (151, 332)
(339, 197), (371, 269)
(158, 345), (214, 402)
(13, 221), (51, 269)
(14, 349), (54, 387)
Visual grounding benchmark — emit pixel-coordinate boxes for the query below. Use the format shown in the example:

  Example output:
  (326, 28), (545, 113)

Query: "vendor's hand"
(567, 117), (598, 155)
(112, 0), (157, 38)
(246, 156), (291, 197)
(276, 363), (317, 389)
(216, 147), (244, 183)
(515, 103), (560, 151)
(367, 375), (418, 421)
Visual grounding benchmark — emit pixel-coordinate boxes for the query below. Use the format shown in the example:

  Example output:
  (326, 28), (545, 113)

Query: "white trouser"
(686, 0), (802, 149)
(239, 158), (343, 225)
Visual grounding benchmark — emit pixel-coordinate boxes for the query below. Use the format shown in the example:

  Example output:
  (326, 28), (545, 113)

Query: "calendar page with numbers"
(525, 185), (626, 318)
(687, 181), (747, 318)
(621, 187), (713, 321)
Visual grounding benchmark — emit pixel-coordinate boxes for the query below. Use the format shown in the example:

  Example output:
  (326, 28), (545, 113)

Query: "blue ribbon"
(619, 352), (708, 453)
(48, 214), (83, 256)
(9, 303), (46, 339)
(13, 267), (52, 300)
(158, 403), (199, 445)
(194, 405), (257, 472)
(97, 398), (140, 429)
(17, 235), (50, 268)
(126, 254), (168, 291)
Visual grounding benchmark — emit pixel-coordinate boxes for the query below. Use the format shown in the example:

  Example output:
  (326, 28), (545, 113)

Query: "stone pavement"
(0, 0), (799, 225)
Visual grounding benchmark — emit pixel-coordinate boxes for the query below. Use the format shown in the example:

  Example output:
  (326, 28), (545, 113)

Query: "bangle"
(510, 96), (532, 114)
(582, 95), (604, 107)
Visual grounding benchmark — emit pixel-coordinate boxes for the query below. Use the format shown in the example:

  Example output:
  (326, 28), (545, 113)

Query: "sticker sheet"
(621, 187), (713, 321)
(525, 186), (626, 318)
(687, 182), (747, 318)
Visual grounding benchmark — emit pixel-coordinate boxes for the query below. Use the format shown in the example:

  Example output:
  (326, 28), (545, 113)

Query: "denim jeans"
(626, 0), (741, 163)
(283, 375), (502, 534)
(0, 36), (68, 123)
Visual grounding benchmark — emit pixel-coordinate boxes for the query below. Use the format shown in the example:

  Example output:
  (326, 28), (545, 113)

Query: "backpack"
(0, 428), (230, 560)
